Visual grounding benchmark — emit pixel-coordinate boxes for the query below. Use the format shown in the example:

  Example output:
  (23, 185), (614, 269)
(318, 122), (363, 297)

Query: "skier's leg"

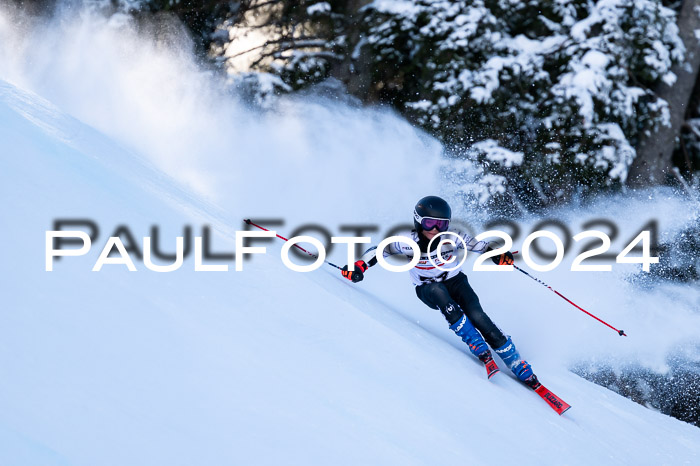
(445, 273), (507, 348)
(415, 281), (461, 324)
(415, 282), (489, 358)
(447, 273), (534, 381)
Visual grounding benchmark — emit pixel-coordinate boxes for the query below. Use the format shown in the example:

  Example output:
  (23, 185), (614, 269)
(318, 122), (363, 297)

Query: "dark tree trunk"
(628, 0), (700, 187)
(329, 0), (374, 99)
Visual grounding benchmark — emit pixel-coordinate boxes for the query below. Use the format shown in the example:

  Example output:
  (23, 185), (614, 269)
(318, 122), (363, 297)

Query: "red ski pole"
(243, 219), (343, 271)
(509, 257), (626, 336)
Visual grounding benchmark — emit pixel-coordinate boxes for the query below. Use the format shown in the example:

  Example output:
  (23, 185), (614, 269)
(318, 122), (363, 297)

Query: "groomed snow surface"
(2, 73), (700, 466)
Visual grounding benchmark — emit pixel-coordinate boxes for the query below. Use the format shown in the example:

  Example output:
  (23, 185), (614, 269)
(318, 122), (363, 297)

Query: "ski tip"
(558, 405), (572, 416)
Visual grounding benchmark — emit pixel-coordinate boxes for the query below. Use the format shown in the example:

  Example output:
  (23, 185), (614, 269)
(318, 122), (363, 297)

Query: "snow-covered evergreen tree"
(209, 0), (348, 98)
(54, 0), (689, 207)
(361, 0), (684, 208)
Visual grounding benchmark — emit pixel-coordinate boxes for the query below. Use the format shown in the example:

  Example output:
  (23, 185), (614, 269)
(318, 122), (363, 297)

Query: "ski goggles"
(414, 211), (450, 232)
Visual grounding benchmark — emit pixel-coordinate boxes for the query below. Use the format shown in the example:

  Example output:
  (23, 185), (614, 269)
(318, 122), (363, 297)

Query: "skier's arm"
(456, 231), (513, 264)
(455, 231), (490, 253)
(340, 242), (403, 283)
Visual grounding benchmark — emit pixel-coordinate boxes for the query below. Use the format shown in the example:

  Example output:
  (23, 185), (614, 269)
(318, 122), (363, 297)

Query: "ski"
(479, 353), (500, 379)
(524, 375), (571, 415)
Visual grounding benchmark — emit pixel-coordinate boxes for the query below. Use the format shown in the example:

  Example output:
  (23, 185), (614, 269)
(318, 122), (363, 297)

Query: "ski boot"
(493, 337), (534, 382)
(450, 314), (500, 378)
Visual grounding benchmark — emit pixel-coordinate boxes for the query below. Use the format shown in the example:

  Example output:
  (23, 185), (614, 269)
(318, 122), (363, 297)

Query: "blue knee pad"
(494, 337), (533, 381)
(450, 313), (488, 357)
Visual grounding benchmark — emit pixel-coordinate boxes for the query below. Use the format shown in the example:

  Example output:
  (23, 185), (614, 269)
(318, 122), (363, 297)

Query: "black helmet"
(413, 195), (451, 232)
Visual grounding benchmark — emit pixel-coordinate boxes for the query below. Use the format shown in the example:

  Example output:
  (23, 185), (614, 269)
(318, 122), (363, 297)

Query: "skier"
(340, 195), (535, 383)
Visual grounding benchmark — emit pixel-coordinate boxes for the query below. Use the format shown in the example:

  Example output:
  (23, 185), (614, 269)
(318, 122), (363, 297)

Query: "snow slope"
(1, 6), (700, 466)
(2, 67), (700, 466)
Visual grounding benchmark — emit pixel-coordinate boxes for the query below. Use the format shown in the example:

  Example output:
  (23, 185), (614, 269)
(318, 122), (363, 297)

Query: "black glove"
(491, 251), (514, 265)
(341, 260), (368, 283)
